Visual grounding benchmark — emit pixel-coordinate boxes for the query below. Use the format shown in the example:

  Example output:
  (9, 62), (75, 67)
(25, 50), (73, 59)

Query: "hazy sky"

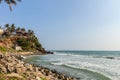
(1, 0), (120, 50)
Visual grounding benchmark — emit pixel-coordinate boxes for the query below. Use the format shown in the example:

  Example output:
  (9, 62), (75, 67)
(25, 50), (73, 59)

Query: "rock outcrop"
(0, 53), (76, 80)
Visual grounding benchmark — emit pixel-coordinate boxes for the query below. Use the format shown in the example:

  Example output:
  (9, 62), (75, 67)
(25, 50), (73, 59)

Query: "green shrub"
(16, 36), (43, 51)
(0, 46), (7, 53)
(16, 37), (32, 51)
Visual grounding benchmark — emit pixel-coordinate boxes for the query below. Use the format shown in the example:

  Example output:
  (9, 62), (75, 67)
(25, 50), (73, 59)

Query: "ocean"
(25, 51), (120, 80)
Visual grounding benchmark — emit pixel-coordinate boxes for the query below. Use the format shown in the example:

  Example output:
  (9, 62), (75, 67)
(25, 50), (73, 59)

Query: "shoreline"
(0, 52), (77, 80)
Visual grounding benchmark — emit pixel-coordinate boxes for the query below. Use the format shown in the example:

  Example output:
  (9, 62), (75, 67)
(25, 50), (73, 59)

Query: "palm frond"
(1, 0), (21, 11)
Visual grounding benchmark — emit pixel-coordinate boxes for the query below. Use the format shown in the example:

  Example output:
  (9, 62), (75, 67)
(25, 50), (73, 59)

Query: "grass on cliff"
(0, 46), (7, 53)
(0, 46), (16, 54)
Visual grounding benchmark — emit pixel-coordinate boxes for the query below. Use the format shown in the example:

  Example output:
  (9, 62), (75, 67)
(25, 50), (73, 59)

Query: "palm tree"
(16, 27), (20, 32)
(5, 24), (10, 32)
(11, 24), (15, 33)
(28, 29), (33, 35)
(4, 24), (11, 37)
(21, 28), (25, 32)
(0, 0), (21, 11)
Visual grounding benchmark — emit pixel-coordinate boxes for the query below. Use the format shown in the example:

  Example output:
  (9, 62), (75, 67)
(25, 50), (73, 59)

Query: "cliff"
(0, 24), (46, 54)
(0, 37), (46, 54)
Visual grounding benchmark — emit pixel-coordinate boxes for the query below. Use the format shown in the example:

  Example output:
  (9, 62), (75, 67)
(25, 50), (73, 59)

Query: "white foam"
(37, 52), (120, 80)
(65, 58), (120, 80)
(51, 62), (63, 65)
(51, 53), (120, 80)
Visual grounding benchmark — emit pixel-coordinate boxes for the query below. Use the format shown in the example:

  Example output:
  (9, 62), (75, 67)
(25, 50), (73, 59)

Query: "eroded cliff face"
(0, 37), (46, 53)
(0, 38), (16, 49)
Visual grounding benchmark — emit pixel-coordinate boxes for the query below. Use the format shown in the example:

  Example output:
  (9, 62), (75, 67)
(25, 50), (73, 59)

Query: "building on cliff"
(15, 45), (22, 51)
(0, 28), (4, 36)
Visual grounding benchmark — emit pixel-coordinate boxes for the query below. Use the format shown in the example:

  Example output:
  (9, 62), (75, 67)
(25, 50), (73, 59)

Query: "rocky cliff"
(0, 36), (46, 54)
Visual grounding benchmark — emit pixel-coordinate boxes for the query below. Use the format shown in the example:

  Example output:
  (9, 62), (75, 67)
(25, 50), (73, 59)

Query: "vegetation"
(17, 37), (34, 51)
(0, 0), (21, 11)
(40, 77), (47, 80)
(16, 36), (43, 51)
(0, 46), (7, 53)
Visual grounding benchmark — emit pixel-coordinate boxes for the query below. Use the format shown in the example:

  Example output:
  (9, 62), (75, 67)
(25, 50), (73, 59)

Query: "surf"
(25, 51), (120, 80)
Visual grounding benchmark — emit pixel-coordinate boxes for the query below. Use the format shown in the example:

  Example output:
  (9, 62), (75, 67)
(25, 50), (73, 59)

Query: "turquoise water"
(25, 51), (120, 80)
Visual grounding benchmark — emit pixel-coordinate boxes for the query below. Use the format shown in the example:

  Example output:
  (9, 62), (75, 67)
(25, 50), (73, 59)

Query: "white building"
(0, 29), (4, 35)
(15, 46), (22, 51)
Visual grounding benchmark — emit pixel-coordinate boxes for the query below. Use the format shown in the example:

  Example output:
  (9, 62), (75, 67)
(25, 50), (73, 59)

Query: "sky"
(1, 0), (120, 50)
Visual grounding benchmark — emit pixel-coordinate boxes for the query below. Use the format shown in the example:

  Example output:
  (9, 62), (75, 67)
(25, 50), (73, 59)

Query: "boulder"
(36, 76), (41, 80)
(16, 63), (24, 68)
(6, 63), (14, 73)
(0, 53), (4, 59)
(25, 64), (33, 71)
(6, 73), (23, 79)
(15, 67), (26, 74)
(0, 65), (7, 73)
(34, 67), (39, 73)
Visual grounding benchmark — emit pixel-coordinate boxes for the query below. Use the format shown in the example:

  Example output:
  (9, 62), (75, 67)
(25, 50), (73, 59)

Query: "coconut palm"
(4, 24), (11, 37)
(5, 24), (10, 32)
(0, 0), (21, 11)
(10, 24), (15, 33)
(21, 28), (25, 32)
(28, 29), (34, 36)
(16, 27), (20, 32)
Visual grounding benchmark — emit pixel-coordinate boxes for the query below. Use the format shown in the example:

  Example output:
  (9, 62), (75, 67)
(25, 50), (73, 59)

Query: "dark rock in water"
(76, 77), (80, 80)
(46, 51), (54, 54)
(105, 57), (115, 59)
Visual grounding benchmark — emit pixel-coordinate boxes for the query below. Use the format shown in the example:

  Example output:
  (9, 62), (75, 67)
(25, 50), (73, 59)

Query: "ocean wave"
(51, 62), (111, 80)
(50, 59), (120, 80)
(51, 62), (63, 65)
(27, 51), (120, 80)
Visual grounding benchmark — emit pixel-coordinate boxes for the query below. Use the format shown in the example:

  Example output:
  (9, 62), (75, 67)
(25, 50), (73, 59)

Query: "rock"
(6, 63), (14, 73)
(46, 51), (54, 54)
(105, 57), (114, 59)
(15, 66), (26, 74)
(36, 76), (41, 80)
(6, 73), (23, 79)
(0, 53), (4, 59)
(21, 66), (26, 73)
(0, 65), (7, 73)
(16, 63), (24, 68)
(0, 53), (77, 80)
(34, 67), (39, 72)
(60, 74), (65, 79)
(15, 67), (21, 74)
(0, 59), (7, 65)
(24, 63), (33, 71)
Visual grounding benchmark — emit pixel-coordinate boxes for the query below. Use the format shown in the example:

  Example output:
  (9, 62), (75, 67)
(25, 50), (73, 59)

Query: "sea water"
(25, 51), (120, 80)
